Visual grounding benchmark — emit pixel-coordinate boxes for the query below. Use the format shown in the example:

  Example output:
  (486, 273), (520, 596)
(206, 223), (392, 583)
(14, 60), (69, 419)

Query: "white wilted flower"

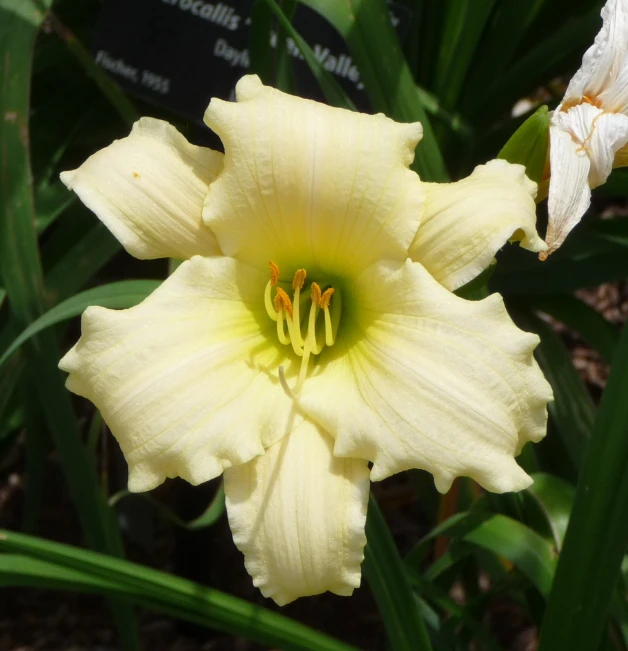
(546, 0), (628, 257)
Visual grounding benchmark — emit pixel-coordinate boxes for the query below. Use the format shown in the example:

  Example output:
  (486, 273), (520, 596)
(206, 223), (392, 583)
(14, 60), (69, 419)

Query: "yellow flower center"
(264, 261), (341, 392)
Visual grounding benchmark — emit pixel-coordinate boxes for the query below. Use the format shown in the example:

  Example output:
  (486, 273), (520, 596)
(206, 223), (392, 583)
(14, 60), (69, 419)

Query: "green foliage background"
(1, 0), (628, 649)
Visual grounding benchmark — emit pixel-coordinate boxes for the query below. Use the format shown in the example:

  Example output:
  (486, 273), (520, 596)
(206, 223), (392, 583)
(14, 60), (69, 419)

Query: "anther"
(292, 268), (307, 290)
(311, 282), (322, 306)
(320, 288), (336, 347)
(269, 261), (280, 286)
(274, 287), (293, 318)
(290, 269), (307, 349)
(320, 288), (334, 309)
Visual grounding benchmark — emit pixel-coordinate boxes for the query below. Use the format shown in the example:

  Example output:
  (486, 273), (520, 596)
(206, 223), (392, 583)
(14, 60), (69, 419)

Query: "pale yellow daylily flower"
(546, 0), (628, 256)
(59, 75), (552, 606)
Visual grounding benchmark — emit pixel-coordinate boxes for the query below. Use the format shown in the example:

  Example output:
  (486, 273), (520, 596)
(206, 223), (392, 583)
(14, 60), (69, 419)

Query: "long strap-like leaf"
(538, 318), (628, 651)
(0, 530), (358, 651)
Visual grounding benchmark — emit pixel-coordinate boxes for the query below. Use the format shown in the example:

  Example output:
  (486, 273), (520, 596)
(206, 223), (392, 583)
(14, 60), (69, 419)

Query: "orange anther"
(320, 287), (335, 310)
(274, 287), (293, 318)
(269, 261), (280, 286)
(292, 268), (307, 291)
(311, 282), (322, 305)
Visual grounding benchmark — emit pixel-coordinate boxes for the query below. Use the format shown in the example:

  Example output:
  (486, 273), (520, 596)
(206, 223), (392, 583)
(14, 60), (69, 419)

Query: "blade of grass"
(21, 385), (50, 533)
(0, 3), (137, 646)
(407, 510), (555, 597)
(512, 307), (594, 472)
(298, 0), (448, 181)
(0, 531), (358, 651)
(0, 280), (160, 370)
(407, 569), (503, 651)
(109, 482), (225, 532)
(524, 473), (575, 551)
(462, 0), (548, 112)
(433, 0), (497, 111)
(538, 317), (628, 651)
(264, 0), (356, 110)
(469, 7), (599, 122)
(47, 12), (138, 127)
(530, 294), (620, 364)
(363, 495), (433, 651)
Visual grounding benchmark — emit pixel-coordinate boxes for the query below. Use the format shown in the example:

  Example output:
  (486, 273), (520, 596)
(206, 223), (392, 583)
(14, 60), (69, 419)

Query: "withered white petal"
(410, 159), (546, 291)
(61, 118), (223, 260)
(563, 0), (628, 103)
(546, 124), (593, 254)
(585, 111), (628, 186)
(599, 50), (628, 112)
(225, 417), (369, 606)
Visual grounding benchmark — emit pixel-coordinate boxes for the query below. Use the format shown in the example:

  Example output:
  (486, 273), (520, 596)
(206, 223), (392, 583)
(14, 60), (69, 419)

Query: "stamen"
(264, 281), (278, 321)
(297, 344), (311, 392)
(291, 268), (307, 348)
(278, 365), (296, 400)
(274, 287), (293, 318)
(265, 270), (342, 391)
(292, 268), (307, 291)
(269, 261), (280, 286)
(276, 310), (290, 345)
(320, 287), (334, 310)
(321, 288), (335, 346)
(285, 313), (304, 356)
(307, 300), (322, 355)
(311, 282), (322, 306)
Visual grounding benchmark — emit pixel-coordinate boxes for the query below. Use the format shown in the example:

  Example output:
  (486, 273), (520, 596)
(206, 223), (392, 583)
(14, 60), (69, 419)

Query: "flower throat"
(264, 261), (340, 393)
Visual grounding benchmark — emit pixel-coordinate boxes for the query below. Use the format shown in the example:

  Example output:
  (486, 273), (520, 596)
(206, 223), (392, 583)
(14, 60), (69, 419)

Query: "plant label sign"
(92, 0), (413, 123)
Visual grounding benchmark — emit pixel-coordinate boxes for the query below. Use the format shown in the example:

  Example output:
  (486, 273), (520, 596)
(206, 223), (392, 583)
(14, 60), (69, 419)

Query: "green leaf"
(263, 0), (356, 110)
(408, 509), (555, 597)
(47, 13), (138, 127)
(0, 531), (358, 651)
(466, 516), (555, 597)
(45, 220), (122, 302)
(0, 3), (137, 646)
(407, 570), (503, 651)
(363, 496), (433, 651)
(462, 0), (548, 109)
(538, 317), (628, 651)
(0, 280), (160, 370)
(498, 106), (550, 184)
(249, 0), (276, 84)
(109, 482), (225, 531)
(298, 0), (448, 181)
(529, 293), (620, 363)
(512, 308), (594, 472)
(433, 0), (497, 111)
(470, 7), (599, 121)
(525, 473), (575, 551)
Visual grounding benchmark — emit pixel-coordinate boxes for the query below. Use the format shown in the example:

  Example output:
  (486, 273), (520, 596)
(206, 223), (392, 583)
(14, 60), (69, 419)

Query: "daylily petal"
(599, 50), (628, 113)
(59, 256), (296, 492)
(202, 75), (425, 276)
(224, 417), (369, 606)
(546, 125), (592, 254)
(61, 118), (223, 260)
(409, 160), (545, 292)
(300, 259), (552, 495)
(586, 111), (628, 186)
(562, 0), (628, 103)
